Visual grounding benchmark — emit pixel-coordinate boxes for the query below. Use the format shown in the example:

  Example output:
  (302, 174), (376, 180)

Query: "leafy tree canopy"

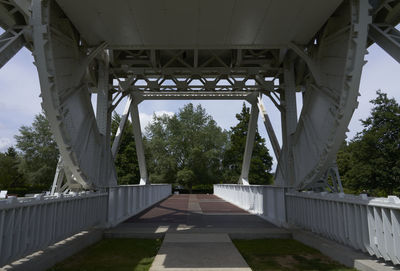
(338, 90), (400, 196)
(0, 147), (25, 189)
(14, 112), (59, 188)
(144, 103), (228, 191)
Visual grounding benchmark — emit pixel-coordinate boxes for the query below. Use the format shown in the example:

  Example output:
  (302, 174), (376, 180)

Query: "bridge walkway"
(105, 194), (290, 238)
(105, 194), (290, 271)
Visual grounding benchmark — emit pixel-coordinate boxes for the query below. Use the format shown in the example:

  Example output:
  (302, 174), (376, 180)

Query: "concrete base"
(292, 229), (399, 271)
(1, 230), (103, 271)
(150, 233), (251, 271)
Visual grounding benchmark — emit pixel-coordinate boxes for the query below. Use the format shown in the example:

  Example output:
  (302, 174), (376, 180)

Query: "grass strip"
(233, 239), (356, 271)
(48, 238), (162, 271)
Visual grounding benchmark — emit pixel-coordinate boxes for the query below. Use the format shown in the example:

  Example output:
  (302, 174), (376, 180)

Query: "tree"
(223, 103), (273, 184)
(0, 147), (25, 189)
(145, 103), (229, 191)
(15, 112), (59, 188)
(338, 90), (400, 196)
(110, 113), (140, 184)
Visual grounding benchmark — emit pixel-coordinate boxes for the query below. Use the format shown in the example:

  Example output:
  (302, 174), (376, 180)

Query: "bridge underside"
(1, 0), (400, 191)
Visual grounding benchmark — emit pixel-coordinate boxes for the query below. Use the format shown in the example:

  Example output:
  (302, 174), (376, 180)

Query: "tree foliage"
(1, 103), (275, 193)
(14, 113), (59, 188)
(222, 103), (273, 184)
(338, 90), (400, 196)
(0, 147), (25, 189)
(145, 103), (228, 190)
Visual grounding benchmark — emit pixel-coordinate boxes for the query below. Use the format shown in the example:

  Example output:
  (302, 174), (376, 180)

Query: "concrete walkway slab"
(149, 233), (251, 271)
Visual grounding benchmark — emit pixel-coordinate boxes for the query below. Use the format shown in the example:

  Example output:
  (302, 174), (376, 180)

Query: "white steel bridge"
(1, 0), (400, 269)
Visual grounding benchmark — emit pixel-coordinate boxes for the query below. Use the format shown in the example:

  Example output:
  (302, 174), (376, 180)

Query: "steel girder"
(0, 0), (397, 191)
(31, 0), (117, 190)
(275, 0), (371, 189)
(31, 0), (370, 190)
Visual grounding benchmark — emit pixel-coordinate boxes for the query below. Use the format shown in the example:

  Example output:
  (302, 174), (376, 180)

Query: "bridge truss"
(0, 0), (399, 192)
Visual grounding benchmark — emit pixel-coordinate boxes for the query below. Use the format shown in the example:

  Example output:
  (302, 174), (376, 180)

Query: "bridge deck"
(105, 194), (290, 239)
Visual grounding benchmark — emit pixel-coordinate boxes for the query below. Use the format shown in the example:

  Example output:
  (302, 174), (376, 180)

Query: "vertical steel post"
(280, 60), (297, 186)
(96, 54), (115, 186)
(130, 100), (149, 185)
(239, 103), (259, 185)
(96, 55), (112, 150)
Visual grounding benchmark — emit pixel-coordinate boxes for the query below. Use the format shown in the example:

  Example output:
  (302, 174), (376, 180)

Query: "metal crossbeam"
(131, 91), (258, 102)
(369, 23), (400, 63)
(0, 27), (25, 68)
(114, 76), (276, 93)
(109, 49), (281, 93)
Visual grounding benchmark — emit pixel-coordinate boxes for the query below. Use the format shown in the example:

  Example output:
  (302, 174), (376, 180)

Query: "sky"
(0, 42), (399, 171)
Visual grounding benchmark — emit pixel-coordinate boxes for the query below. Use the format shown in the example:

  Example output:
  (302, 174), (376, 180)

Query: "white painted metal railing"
(216, 184), (400, 265)
(0, 192), (108, 266)
(214, 184), (287, 227)
(0, 184), (171, 267)
(107, 184), (171, 227)
(286, 191), (400, 265)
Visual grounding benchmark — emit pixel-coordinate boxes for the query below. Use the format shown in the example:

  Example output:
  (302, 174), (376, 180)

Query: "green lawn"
(233, 239), (356, 271)
(48, 238), (162, 271)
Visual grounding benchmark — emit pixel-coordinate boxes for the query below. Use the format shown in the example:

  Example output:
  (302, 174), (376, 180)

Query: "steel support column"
(96, 55), (116, 186)
(96, 56), (111, 148)
(279, 60), (297, 186)
(239, 103), (259, 185)
(111, 97), (132, 159)
(130, 99), (148, 185)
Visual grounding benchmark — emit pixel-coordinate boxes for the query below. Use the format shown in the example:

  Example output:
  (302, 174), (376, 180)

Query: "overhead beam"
(136, 91), (257, 101)
(239, 103), (259, 185)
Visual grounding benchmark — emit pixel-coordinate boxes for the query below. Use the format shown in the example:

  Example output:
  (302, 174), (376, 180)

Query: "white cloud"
(0, 138), (13, 152)
(139, 111), (175, 132)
